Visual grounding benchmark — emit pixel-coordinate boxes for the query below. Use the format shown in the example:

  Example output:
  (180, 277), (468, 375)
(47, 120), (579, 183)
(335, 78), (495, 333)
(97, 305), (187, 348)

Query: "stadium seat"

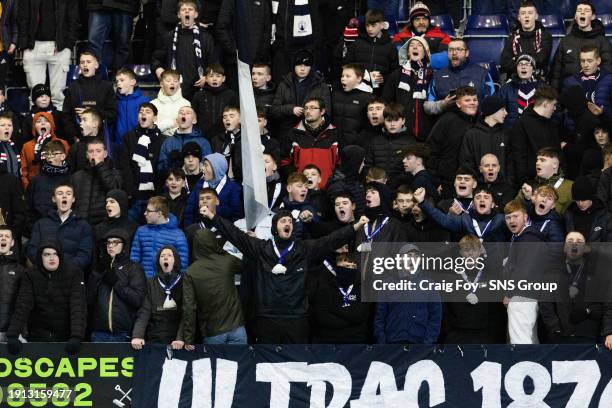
(557, 0), (578, 20)
(539, 15), (566, 68)
(430, 14), (455, 37)
(600, 14), (612, 36)
(591, 0), (612, 15)
(127, 64), (157, 83)
(463, 15), (509, 67)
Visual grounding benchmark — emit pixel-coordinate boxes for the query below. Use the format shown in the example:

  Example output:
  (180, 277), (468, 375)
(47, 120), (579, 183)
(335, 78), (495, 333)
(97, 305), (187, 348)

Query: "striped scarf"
(271, 0), (313, 46)
(132, 127), (161, 191)
(170, 22), (204, 79)
(580, 69), (600, 103)
(0, 139), (19, 176)
(517, 80), (537, 115)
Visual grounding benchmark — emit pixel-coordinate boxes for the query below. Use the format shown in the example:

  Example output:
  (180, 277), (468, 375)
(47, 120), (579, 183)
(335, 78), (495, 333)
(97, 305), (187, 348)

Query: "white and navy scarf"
(171, 23), (204, 79)
(580, 69), (600, 103)
(0, 140), (20, 176)
(272, 0), (313, 46)
(132, 127), (161, 191)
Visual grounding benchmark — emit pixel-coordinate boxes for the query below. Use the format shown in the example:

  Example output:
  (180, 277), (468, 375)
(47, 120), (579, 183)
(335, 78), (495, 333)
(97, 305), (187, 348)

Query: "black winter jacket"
(460, 121), (512, 182)
(0, 171), (26, 239)
(500, 22), (553, 77)
(191, 85), (238, 139)
(132, 246), (184, 343)
(427, 108), (476, 188)
(331, 87), (371, 147)
(344, 28), (399, 78)
(510, 106), (561, 185)
(597, 167), (612, 213)
(8, 242), (86, 341)
(213, 214), (357, 318)
(551, 20), (612, 90)
(88, 251), (146, 335)
(0, 0), (18, 51)
(71, 161), (122, 226)
(271, 71), (332, 139)
(564, 201), (612, 243)
(255, 82), (277, 116)
(17, 0), (79, 51)
(365, 128), (417, 183)
(215, 0), (271, 64)
(86, 0), (140, 14)
(118, 126), (167, 199)
(26, 165), (71, 227)
(0, 252), (25, 332)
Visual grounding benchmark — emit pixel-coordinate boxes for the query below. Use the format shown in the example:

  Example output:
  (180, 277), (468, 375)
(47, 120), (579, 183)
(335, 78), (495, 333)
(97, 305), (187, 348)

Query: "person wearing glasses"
(130, 196), (189, 278)
(87, 229), (146, 343)
(424, 38), (494, 115)
(280, 97), (339, 187)
(6, 241), (87, 355)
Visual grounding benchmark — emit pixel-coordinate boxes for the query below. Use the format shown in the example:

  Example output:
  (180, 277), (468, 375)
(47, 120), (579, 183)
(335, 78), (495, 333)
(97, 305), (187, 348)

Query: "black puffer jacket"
(0, 251), (25, 332)
(86, 0), (140, 14)
(564, 200), (612, 243)
(216, 0), (271, 65)
(18, 0), (79, 51)
(71, 160), (122, 226)
(460, 121), (511, 182)
(331, 87), (371, 147)
(8, 241), (87, 341)
(191, 85), (239, 139)
(213, 214), (357, 318)
(255, 82), (277, 116)
(551, 19), (612, 90)
(500, 21), (553, 77)
(426, 108), (477, 189)
(365, 128), (417, 183)
(132, 245), (184, 343)
(344, 27), (399, 78)
(271, 70), (332, 139)
(88, 230), (147, 335)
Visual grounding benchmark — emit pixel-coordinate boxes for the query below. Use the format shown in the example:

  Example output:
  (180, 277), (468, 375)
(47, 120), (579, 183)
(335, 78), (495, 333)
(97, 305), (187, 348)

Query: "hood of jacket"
(340, 145), (365, 177)
(399, 36), (431, 65)
(192, 228), (224, 259)
(569, 19), (607, 39)
(203, 152), (228, 187)
(35, 239), (64, 274)
(155, 244), (182, 280)
(106, 189), (129, 219)
(31, 111), (57, 138)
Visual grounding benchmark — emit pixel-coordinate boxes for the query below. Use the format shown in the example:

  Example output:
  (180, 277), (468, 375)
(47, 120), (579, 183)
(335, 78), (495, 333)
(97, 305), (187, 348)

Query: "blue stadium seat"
(591, 1), (612, 15)
(430, 14), (455, 37)
(477, 61), (501, 85)
(397, 0), (408, 22)
(127, 64), (157, 83)
(599, 14), (612, 36)
(463, 15), (509, 67)
(539, 15), (566, 36)
(558, 0), (578, 20)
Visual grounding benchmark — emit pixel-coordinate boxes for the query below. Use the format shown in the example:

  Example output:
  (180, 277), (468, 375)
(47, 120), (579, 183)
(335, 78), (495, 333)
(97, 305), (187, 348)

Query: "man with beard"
(280, 97), (339, 186)
(200, 204), (368, 343)
(414, 186), (508, 242)
(71, 138), (122, 226)
(7, 241), (86, 355)
(478, 154), (516, 209)
(392, 2), (451, 54)
(551, 1), (612, 90)
(28, 183), (93, 271)
(424, 39), (494, 115)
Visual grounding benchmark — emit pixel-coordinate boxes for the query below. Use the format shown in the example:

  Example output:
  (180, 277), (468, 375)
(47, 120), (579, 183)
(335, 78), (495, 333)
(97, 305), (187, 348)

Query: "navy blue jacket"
(428, 60), (494, 101)
(184, 176), (244, 226)
(562, 69), (612, 116)
(497, 78), (540, 126)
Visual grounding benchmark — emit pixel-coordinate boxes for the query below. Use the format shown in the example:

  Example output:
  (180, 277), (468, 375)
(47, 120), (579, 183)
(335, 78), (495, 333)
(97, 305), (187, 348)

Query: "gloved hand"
(7, 337), (22, 355)
(65, 337), (81, 355)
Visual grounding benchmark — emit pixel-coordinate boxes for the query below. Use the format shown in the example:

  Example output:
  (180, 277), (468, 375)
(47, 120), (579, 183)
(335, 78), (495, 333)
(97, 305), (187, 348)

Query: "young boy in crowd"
(115, 68), (150, 148)
(332, 63), (372, 146)
(366, 166), (387, 184)
(498, 54), (540, 126)
(192, 64), (238, 139)
(402, 143), (439, 201)
(181, 142), (203, 193)
(263, 152), (285, 212)
(258, 108), (280, 158)
(437, 167), (478, 215)
(158, 107), (212, 172)
(151, 0), (218, 100)
(303, 164), (329, 220)
(21, 84), (70, 145)
(364, 102), (416, 187)
(393, 185), (414, 223)
(344, 9), (398, 92)
(278, 172), (320, 240)
(252, 63), (275, 115)
(517, 147), (573, 214)
(63, 51), (116, 143)
(0, 113), (20, 178)
(26, 141), (71, 222)
(522, 185), (565, 243)
(151, 69), (191, 137)
(21, 112), (70, 188)
(163, 168), (188, 228)
(212, 105), (242, 181)
(358, 97), (385, 150)
(67, 108), (103, 172)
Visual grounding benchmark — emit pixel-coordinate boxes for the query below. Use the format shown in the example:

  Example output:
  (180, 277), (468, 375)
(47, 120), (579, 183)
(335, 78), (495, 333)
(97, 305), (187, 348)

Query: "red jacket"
(392, 26), (451, 53)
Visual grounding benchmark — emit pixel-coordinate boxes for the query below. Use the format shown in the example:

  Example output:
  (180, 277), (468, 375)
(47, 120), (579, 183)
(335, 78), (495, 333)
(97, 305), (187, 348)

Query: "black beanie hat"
(103, 228), (130, 244)
(106, 189), (129, 216)
(481, 96), (506, 117)
(31, 84), (51, 102)
(293, 49), (313, 67)
(182, 142), (203, 160)
(571, 176), (594, 201)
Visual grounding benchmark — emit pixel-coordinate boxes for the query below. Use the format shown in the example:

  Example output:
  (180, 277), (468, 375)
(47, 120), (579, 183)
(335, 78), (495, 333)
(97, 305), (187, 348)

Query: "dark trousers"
(255, 317), (309, 344)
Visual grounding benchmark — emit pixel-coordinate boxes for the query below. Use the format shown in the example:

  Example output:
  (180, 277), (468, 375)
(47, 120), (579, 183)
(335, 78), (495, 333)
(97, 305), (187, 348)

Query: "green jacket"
(183, 229), (244, 343)
(516, 173), (573, 214)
